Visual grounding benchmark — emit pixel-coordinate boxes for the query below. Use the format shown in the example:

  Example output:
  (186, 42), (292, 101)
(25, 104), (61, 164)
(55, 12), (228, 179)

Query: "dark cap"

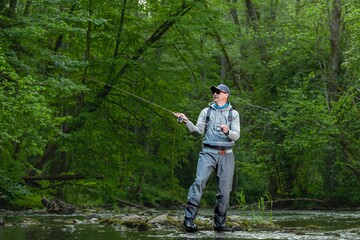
(210, 84), (230, 96)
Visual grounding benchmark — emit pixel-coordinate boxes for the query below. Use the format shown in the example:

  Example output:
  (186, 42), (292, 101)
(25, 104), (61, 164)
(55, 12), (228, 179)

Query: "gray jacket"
(185, 102), (240, 147)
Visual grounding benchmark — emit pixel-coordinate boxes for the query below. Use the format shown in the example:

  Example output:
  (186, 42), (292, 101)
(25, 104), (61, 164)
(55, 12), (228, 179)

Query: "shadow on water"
(1, 210), (360, 240)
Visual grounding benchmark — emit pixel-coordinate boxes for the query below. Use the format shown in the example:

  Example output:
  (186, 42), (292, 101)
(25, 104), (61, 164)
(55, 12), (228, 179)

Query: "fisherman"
(174, 84), (240, 232)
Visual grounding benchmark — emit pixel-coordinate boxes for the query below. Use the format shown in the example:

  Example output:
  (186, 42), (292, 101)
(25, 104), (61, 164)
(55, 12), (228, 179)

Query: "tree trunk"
(113, 0), (127, 59)
(245, 0), (259, 27)
(226, 0), (252, 91)
(323, 0), (342, 194)
(244, 0), (268, 62)
(214, 32), (242, 90)
(23, 0), (31, 16)
(229, 0), (240, 26)
(327, 0), (341, 107)
(9, 0), (17, 18)
(80, 0), (93, 102)
(33, 3), (78, 173)
(0, 0), (6, 12)
(23, 174), (104, 181)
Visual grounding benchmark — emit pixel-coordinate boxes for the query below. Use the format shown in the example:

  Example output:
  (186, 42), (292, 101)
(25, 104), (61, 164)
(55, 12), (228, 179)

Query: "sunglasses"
(212, 90), (227, 94)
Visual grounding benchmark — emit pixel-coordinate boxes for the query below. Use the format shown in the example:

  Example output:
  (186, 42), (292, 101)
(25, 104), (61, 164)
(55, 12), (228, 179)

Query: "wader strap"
(228, 108), (233, 130)
(204, 107), (212, 134)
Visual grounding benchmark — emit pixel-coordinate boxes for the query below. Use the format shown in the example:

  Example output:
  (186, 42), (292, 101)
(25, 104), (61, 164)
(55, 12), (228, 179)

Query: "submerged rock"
(61, 224), (75, 233)
(305, 224), (320, 230)
(19, 218), (41, 225)
(148, 214), (178, 226)
(121, 219), (150, 231)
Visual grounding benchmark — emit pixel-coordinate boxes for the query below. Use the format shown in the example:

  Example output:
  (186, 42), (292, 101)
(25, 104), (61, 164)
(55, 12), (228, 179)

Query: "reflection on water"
(273, 210), (360, 230)
(1, 210), (360, 240)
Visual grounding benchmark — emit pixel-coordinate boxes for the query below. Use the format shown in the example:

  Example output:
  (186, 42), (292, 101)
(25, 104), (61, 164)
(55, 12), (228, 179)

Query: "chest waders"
(184, 107), (235, 230)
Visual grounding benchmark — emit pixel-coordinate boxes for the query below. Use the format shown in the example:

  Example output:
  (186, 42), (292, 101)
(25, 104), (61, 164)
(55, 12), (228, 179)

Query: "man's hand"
(220, 125), (229, 135)
(173, 112), (188, 124)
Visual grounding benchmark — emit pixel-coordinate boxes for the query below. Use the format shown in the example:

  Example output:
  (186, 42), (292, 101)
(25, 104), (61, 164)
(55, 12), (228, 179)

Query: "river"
(1, 210), (360, 240)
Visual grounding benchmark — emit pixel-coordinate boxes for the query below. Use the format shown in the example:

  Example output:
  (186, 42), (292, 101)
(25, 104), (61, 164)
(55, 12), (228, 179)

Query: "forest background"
(1, 0), (360, 210)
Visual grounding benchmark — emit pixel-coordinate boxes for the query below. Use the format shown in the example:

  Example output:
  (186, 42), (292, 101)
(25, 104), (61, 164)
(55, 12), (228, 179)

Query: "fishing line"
(89, 79), (178, 115)
(89, 79), (273, 121)
(89, 79), (199, 125)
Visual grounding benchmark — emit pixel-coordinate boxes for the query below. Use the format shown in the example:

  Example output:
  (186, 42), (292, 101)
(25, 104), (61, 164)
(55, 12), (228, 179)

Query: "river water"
(1, 210), (360, 240)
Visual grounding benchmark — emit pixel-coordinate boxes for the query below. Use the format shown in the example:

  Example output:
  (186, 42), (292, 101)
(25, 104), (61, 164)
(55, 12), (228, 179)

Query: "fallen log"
(231, 197), (331, 210)
(22, 175), (104, 181)
(118, 199), (147, 209)
(269, 198), (331, 209)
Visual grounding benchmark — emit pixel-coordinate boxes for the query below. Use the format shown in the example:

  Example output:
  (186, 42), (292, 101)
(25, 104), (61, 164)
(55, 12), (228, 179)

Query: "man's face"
(212, 89), (228, 103)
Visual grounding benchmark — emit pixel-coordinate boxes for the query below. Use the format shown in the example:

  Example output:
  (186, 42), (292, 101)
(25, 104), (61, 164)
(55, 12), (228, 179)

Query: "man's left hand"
(220, 125), (229, 135)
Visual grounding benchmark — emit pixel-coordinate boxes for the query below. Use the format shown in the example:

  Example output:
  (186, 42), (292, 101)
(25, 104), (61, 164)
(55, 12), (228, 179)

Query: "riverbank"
(0, 207), (281, 232)
(2, 209), (360, 239)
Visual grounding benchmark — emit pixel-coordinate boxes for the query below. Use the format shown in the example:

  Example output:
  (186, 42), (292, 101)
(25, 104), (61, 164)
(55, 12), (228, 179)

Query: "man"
(174, 84), (240, 232)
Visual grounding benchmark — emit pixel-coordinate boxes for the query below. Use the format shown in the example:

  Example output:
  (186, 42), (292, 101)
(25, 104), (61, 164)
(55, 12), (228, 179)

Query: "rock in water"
(41, 197), (76, 214)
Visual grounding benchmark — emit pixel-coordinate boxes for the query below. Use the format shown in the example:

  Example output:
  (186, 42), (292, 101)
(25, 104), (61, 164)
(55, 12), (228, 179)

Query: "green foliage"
(0, 173), (30, 199)
(61, 180), (122, 207)
(1, 0), (360, 210)
(236, 190), (247, 211)
(236, 190), (273, 223)
(343, 4), (360, 75)
(7, 194), (44, 210)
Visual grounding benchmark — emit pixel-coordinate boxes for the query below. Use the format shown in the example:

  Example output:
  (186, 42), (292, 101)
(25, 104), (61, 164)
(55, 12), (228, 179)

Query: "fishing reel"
(177, 116), (185, 124)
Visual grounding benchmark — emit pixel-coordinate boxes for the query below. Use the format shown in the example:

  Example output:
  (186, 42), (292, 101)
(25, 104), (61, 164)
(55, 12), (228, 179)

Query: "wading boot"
(183, 218), (197, 233)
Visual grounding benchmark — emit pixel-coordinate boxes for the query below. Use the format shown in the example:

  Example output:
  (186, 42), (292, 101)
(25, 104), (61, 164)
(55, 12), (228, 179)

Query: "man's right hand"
(173, 112), (188, 123)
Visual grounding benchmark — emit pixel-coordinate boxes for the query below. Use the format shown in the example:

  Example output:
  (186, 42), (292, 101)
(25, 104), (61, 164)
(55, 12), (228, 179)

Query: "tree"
(2, 0), (360, 208)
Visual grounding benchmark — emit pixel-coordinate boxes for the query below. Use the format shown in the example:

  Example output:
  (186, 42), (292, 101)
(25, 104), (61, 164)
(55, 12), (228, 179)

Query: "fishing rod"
(89, 79), (188, 123)
(89, 79), (274, 123)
